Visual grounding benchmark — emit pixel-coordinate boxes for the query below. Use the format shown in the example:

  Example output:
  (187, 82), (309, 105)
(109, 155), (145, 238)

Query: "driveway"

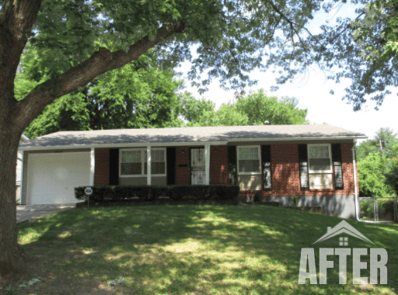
(17, 204), (75, 223)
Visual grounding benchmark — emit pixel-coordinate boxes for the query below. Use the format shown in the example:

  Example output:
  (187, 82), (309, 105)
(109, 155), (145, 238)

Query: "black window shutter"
(167, 147), (176, 185)
(332, 144), (344, 189)
(109, 149), (119, 185)
(227, 146), (237, 185)
(261, 145), (272, 190)
(298, 144), (309, 189)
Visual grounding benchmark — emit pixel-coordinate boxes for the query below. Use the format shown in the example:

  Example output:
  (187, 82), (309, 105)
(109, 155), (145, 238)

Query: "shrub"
(75, 184), (240, 203)
(360, 199), (374, 219)
(291, 196), (299, 207)
(253, 191), (262, 203)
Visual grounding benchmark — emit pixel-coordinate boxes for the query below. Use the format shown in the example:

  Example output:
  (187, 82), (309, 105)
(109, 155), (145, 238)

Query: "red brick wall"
(94, 148), (110, 186)
(341, 143), (357, 196)
(269, 144), (301, 196)
(176, 146), (190, 184)
(239, 143), (358, 199)
(210, 145), (229, 184)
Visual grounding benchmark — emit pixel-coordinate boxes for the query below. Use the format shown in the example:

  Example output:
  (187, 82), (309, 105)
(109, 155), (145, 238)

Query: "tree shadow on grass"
(16, 205), (398, 295)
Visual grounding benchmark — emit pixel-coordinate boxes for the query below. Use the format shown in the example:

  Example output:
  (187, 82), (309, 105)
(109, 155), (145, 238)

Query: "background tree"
(177, 89), (307, 126)
(357, 152), (396, 198)
(223, 89), (308, 125)
(356, 127), (398, 160)
(356, 128), (398, 198)
(16, 48), (184, 138)
(177, 91), (218, 127)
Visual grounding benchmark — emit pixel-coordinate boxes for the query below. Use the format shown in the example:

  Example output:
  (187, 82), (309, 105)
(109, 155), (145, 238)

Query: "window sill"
(303, 188), (336, 192)
(119, 174), (167, 178)
(237, 173), (262, 176)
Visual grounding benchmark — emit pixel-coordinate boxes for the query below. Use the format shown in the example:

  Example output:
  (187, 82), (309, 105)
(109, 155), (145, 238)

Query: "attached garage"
(27, 152), (91, 205)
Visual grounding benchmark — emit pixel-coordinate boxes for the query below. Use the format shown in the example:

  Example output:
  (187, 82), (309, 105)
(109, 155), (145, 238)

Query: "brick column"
(271, 144), (300, 197)
(94, 148), (110, 186)
(210, 145), (229, 184)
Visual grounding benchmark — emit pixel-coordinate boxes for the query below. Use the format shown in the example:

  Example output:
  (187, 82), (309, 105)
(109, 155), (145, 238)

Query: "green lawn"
(10, 205), (398, 294)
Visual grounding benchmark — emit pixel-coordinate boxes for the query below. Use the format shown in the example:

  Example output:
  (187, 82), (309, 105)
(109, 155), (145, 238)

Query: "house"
(18, 124), (366, 218)
(16, 134), (29, 201)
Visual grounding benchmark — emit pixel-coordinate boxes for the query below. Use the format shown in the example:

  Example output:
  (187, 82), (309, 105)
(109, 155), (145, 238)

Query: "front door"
(191, 148), (205, 184)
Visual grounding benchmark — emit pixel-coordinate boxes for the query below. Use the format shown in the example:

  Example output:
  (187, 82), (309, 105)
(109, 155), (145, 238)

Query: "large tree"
(0, 0), (384, 278)
(16, 47), (184, 138)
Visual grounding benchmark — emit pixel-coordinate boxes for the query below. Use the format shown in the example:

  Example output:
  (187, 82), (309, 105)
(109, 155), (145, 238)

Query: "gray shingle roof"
(19, 124), (366, 149)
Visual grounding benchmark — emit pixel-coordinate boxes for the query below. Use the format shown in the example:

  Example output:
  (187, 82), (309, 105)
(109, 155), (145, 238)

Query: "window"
(308, 144), (333, 189)
(121, 150), (141, 175)
(120, 148), (166, 177)
(144, 149), (166, 175)
(237, 146), (261, 175)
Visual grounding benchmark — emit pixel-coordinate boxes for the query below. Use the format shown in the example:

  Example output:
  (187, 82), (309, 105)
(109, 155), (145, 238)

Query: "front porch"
(93, 144), (229, 187)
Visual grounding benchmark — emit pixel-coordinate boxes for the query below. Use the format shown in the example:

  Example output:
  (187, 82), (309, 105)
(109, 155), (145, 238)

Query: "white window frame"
(237, 145), (261, 175)
(307, 144), (333, 174)
(119, 148), (167, 177)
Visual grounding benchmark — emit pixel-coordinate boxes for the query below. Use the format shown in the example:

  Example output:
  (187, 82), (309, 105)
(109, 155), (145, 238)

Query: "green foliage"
(359, 199), (375, 219)
(357, 152), (396, 198)
(359, 198), (395, 220)
(74, 185), (240, 202)
(356, 128), (398, 198)
(291, 196), (300, 207)
(178, 92), (219, 127)
(385, 157), (398, 195)
(228, 89), (308, 125)
(17, 48), (184, 138)
(352, 0), (398, 62)
(356, 127), (398, 160)
(178, 89), (307, 127)
(23, 0), (325, 97)
(14, 0), (393, 111)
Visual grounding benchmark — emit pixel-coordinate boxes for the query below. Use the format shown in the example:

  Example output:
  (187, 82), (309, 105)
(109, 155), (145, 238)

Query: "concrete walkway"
(17, 204), (75, 223)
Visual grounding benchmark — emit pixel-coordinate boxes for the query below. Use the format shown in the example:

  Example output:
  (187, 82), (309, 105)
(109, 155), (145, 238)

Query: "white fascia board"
(17, 135), (367, 151)
(18, 140), (228, 151)
(227, 136), (367, 142)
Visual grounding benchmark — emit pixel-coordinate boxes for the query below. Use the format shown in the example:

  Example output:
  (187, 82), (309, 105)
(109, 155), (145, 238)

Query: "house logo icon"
(299, 220), (387, 285)
(313, 220), (374, 246)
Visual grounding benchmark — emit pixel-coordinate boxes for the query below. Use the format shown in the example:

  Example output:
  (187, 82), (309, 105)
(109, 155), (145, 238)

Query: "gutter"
(21, 134), (30, 141)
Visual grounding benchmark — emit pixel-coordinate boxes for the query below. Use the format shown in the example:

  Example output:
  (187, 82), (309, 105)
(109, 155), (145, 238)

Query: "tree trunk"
(0, 129), (27, 277)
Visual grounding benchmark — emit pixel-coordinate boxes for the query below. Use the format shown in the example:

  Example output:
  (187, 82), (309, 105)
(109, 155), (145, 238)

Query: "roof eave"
(17, 135), (367, 151)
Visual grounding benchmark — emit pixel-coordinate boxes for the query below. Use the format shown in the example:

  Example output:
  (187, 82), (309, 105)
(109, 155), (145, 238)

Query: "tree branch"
(268, 0), (304, 46)
(16, 22), (186, 130)
(0, 0), (41, 131)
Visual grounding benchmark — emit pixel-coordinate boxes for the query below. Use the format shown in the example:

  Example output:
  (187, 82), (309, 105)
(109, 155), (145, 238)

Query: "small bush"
(75, 184), (240, 203)
(253, 191), (262, 203)
(291, 196), (300, 207)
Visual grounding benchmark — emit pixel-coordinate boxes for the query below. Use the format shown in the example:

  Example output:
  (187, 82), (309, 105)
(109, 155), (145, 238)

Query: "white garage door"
(27, 152), (91, 205)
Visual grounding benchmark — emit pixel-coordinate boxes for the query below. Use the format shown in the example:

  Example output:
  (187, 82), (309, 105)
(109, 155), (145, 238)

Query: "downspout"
(352, 141), (361, 221)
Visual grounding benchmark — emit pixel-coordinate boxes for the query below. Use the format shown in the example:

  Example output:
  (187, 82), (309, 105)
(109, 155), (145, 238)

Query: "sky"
(177, 62), (397, 143)
(176, 3), (397, 143)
